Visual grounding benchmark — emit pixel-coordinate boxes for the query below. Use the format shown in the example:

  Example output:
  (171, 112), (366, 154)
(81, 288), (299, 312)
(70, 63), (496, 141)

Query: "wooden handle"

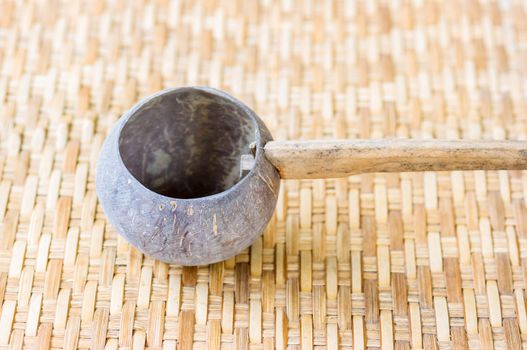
(264, 139), (527, 179)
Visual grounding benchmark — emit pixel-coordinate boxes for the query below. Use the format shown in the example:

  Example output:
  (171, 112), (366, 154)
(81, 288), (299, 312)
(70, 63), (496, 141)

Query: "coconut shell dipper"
(96, 87), (527, 265)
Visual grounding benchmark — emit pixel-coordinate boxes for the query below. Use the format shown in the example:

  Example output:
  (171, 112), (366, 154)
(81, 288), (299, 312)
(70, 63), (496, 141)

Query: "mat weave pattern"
(1, 1), (527, 349)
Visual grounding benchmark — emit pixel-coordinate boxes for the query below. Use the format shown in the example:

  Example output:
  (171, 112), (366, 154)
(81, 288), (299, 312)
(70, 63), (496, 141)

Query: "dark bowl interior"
(118, 88), (257, 199)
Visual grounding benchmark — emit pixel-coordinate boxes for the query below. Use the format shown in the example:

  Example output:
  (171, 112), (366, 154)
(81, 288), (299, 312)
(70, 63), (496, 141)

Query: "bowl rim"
(114, 86), (266, 203)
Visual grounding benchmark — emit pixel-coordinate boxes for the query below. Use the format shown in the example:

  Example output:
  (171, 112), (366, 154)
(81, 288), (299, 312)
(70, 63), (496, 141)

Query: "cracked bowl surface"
(96, 87), (280, 265)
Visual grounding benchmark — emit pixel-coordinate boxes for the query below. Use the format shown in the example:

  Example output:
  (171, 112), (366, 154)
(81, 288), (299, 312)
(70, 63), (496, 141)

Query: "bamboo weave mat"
(1, 0), (527, 349)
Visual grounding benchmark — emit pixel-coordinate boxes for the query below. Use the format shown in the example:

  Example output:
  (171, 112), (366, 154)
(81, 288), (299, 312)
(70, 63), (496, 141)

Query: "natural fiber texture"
(1, 0), (527, 349)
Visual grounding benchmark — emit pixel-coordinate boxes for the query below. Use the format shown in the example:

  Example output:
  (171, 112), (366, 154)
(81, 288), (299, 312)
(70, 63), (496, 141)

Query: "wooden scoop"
(97, 86), (527, 265)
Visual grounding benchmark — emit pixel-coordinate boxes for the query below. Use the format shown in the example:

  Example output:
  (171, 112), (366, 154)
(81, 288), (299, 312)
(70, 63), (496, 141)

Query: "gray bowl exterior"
(96, 87), (280, 265)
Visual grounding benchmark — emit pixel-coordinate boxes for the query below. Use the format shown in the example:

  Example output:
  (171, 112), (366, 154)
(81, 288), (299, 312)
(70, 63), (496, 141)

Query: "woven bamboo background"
(1, 0), (527, 349)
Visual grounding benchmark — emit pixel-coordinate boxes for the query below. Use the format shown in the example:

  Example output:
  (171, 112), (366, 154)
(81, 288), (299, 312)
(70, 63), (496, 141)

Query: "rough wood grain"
(265, 139), (527, 178)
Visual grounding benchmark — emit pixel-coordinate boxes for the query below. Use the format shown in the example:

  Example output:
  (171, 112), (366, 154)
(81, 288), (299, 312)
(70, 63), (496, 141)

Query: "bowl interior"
(118, 88), (257, 199)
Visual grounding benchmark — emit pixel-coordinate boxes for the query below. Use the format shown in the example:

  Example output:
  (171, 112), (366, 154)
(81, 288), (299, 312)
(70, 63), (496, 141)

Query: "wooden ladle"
(96, 87), (526, 265)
